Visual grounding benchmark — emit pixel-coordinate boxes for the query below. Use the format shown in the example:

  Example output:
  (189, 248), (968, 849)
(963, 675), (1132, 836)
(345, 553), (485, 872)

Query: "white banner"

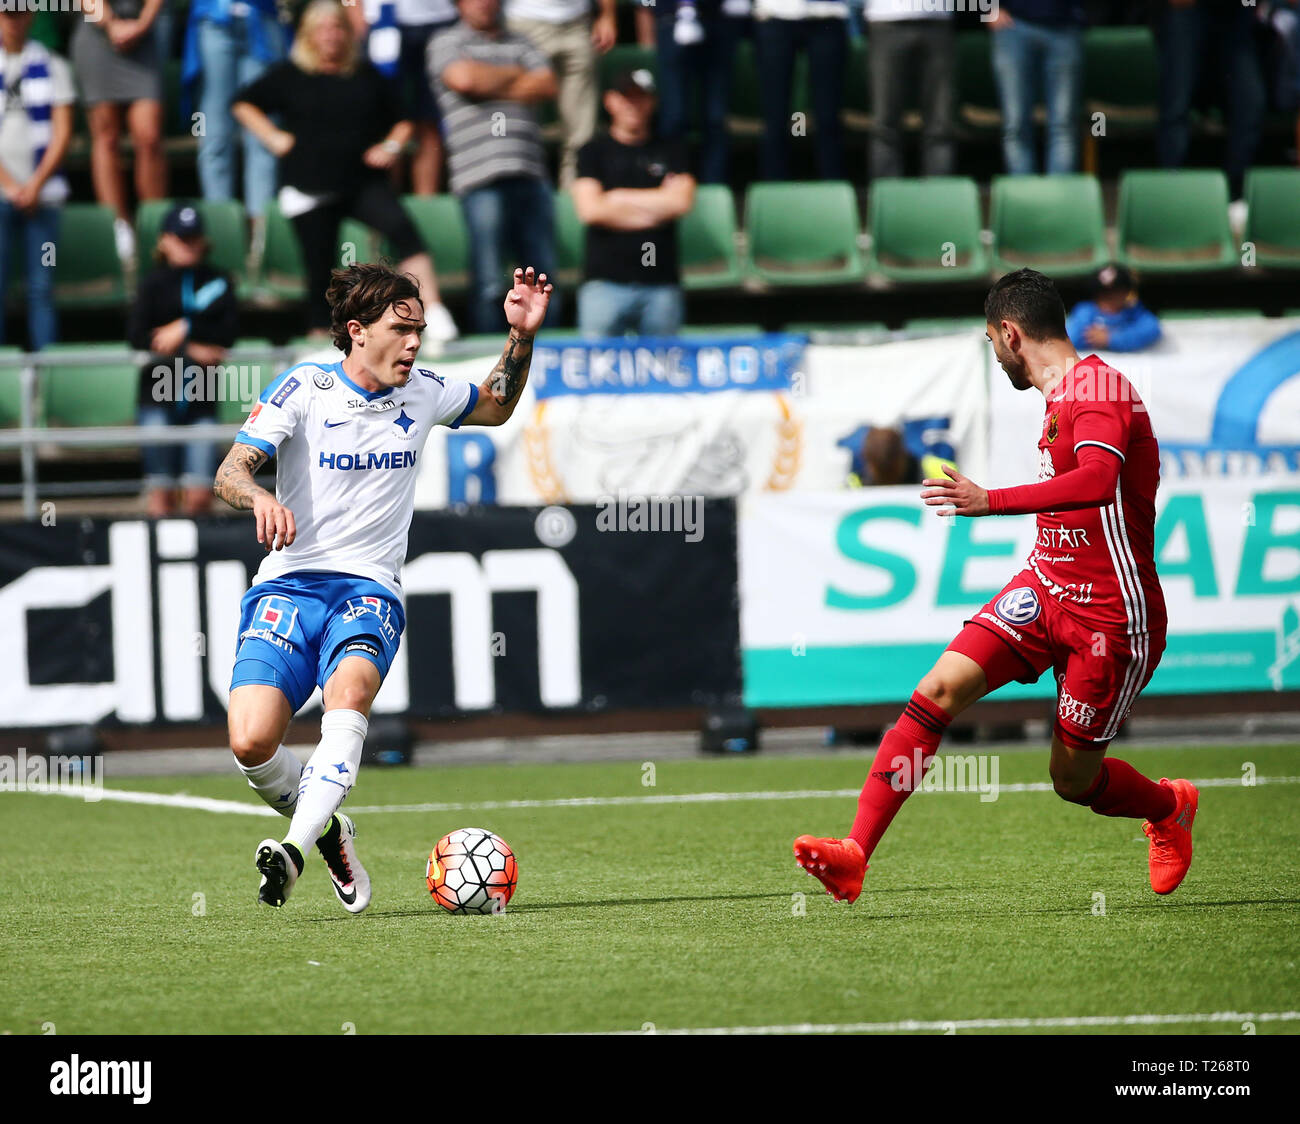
(411, 335), (990, 507)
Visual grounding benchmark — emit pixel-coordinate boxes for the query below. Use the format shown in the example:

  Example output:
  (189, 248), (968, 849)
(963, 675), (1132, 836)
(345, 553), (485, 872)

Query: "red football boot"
(1143, 778), (1199, 895)
(793, 835), (867, 903)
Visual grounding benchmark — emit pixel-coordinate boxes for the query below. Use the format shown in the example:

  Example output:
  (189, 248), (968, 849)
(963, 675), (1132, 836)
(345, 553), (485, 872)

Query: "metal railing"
(0, 346), (304, 519)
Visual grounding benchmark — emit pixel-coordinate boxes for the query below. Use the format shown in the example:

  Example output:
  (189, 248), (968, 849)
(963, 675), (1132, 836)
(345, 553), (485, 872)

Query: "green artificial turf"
(4, 742), (1298, 1034)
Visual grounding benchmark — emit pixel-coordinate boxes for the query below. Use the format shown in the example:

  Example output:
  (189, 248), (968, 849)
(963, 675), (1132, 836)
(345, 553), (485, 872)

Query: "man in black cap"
(1065, 262), (1162, 354)
(571, 68), (696, 337)
(130, 201), (240, 517)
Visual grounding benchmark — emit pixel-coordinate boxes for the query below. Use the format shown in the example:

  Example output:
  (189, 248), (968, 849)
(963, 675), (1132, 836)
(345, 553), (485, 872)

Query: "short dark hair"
(326, 263), (423, 354)
(984, 268), (1068, 343)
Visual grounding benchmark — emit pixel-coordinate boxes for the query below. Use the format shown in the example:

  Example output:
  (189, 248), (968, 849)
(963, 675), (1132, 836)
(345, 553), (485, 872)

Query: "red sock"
(849, 692), (951, 860)
(1078, 759), (1177, 820)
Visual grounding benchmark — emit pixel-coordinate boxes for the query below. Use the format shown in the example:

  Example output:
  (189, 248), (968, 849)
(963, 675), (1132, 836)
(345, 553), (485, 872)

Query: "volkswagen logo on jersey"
(994, 586), (1041, 625)
(314, 371), (334, 390)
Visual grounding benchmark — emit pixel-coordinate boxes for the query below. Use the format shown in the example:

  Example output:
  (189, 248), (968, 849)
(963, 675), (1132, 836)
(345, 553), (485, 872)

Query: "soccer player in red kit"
(794, 269), (1198, 903)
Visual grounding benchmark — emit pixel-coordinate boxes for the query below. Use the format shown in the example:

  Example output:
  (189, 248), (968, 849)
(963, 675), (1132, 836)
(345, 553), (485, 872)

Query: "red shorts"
(947, 568), (1166, 750)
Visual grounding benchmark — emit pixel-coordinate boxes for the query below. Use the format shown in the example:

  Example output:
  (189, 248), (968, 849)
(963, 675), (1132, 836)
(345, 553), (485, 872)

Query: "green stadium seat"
(744, 181), (865, 286)
(554, 189), (585, 288)
(399, 194), (471, 296)
(842, 37), (871, 133)
(1244, 168), (1300, 269)
(679, 184), (742, 291)
(728, 40), (809, 136)
(41, 344), (138, 427)
(867, 176), (989, 282)
(216, 339), (276, 424)
(135, 199), (249, 290)
(256, 202), (308, 302)
(905, 317), (988, 332)
(52, 204), (127, 311)
(990, 174), (1109, 277)
(956, 31), (1000, 133)
(784, 321), (888, 333)
(1117, 170), (1237, 273)
(337, 218), (384, 267)
(1083, 27), (1159, 133)
(0, 347), (31, 427)
(677, 324), (763, 336)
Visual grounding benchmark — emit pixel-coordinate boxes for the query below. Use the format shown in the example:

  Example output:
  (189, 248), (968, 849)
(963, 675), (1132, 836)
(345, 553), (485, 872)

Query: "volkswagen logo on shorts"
(994, 587), (1041, 625)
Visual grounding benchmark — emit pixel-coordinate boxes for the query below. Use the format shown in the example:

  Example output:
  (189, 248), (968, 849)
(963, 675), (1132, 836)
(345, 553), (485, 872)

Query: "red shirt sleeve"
(988, 442), (1123, 515)
(1070, 391), (1131, 465)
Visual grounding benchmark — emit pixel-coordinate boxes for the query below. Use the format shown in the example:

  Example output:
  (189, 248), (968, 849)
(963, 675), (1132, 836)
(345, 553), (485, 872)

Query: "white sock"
(285, 709), (367, 853)
(237, 745), (303, 817)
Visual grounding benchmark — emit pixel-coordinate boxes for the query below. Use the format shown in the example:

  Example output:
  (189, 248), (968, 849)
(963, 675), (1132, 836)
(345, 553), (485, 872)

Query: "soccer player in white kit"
(213, 263), (552, 910)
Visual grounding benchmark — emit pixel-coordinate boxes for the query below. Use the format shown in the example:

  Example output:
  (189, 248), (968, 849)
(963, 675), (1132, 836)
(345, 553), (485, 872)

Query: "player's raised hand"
(252, 494), (297, 552)
(504, 266), (552, 336)
(921, 464), (990, 518)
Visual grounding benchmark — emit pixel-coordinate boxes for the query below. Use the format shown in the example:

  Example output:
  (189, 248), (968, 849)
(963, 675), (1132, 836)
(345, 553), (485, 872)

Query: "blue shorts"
(229, 571), (406, 712)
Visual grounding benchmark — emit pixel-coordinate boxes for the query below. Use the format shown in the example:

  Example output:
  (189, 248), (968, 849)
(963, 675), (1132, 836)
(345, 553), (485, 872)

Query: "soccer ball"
(426, 828), (518, 914)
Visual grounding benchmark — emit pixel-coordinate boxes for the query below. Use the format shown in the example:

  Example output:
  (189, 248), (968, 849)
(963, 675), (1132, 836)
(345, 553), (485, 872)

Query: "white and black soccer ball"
(426, 827), (518, 914)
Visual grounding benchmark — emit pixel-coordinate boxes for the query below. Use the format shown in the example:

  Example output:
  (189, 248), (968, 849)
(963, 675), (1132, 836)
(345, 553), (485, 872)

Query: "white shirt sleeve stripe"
(1075, 439), (1125, 462)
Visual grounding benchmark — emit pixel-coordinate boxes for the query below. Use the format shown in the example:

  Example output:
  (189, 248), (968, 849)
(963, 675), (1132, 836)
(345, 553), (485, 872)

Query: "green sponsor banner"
(744, 632), (1286, 708)
(740, 482), (1300, 708)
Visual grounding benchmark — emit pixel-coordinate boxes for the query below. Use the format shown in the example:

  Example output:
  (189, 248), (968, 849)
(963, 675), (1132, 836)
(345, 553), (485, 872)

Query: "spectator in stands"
(643, 0), (749, 185)
(988, 0), (1086, 175)
(505, 0), (617, 190)
(865, 0), (955, 179)
(572, 68), (695, 336)
(846, 425), (957, 487)
(1066, 263), (1162, 353)
(346, 0), (459, 195)
(183, 0), (289, 228)
(1155, 0), (1266, 205)
(753, 0), (848, 182)
(429, 0), (561, 334)
(131, 203), (237, 518)
(73, 0), (170, 263)
(233, 0), (457, 342)
(0, 9), (73, 351)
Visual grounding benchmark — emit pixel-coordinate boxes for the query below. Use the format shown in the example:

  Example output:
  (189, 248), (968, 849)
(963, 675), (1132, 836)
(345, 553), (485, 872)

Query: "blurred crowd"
(2, 0), (1299, 353)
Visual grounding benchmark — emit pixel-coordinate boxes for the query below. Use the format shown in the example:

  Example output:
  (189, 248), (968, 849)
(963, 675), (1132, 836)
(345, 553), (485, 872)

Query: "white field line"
(9, 774), (1300, 816)
(607, 1011), (1300, 1036)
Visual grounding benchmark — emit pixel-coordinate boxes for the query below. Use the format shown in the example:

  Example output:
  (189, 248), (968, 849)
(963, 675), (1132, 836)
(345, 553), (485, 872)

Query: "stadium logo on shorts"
(994, 587), (1041, 625)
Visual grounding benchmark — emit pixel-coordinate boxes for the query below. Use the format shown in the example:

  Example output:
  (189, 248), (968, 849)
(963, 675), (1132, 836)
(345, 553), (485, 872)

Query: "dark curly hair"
(326, 263), (423, 354)
(984, 268), (1068, 343)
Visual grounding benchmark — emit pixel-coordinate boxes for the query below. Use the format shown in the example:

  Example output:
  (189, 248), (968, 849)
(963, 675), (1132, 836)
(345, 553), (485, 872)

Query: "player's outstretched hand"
(253, 494), (296, 552)
(921, 464), (990, 518)
(504, 266), (552, 336)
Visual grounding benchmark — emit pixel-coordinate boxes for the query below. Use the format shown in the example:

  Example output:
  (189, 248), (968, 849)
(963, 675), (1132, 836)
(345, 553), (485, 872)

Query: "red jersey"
(987, 355), (1166, 638)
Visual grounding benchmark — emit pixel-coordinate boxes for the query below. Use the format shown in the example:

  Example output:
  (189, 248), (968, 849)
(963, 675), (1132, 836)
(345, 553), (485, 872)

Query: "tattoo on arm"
(488, 329), (534, 409)
(213, 443), (271, 510)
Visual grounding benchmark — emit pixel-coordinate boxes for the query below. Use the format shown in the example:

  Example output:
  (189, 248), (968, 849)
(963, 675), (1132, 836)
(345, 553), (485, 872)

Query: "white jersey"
(235, 359), (478, 599)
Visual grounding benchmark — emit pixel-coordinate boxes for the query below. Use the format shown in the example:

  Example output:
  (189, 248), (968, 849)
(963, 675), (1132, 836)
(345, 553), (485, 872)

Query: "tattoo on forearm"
(213, 443), (270, 510)
(490, 329), (534, 407)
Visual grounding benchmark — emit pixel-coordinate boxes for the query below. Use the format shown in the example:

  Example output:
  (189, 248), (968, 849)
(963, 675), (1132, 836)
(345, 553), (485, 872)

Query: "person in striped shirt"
(429, 0), (562, 333)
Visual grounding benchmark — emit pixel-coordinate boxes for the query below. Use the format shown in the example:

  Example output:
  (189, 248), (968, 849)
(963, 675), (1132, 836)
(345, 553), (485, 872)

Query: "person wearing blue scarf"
(182, 0), (288, 219)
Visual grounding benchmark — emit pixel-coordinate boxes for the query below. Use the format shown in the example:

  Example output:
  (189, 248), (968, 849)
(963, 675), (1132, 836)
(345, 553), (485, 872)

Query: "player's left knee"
(324, 641), (382, 712)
